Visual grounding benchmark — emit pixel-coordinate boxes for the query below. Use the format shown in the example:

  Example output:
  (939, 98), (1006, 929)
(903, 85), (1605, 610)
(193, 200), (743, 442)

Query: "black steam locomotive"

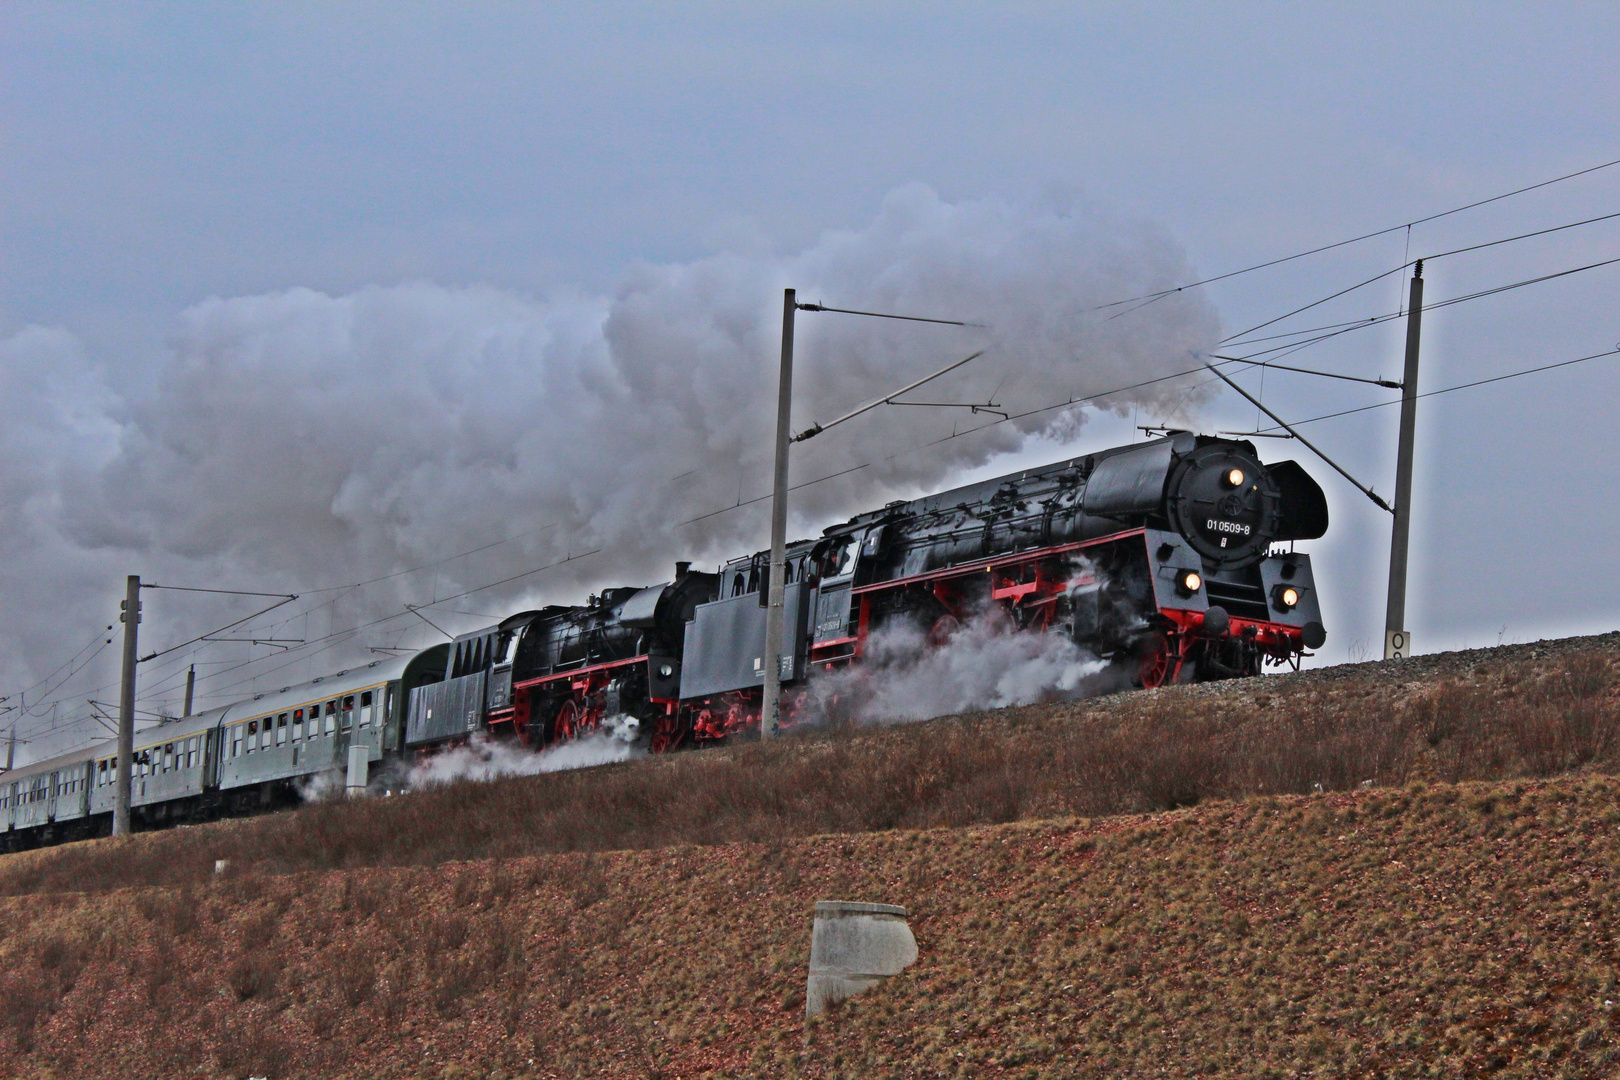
(3, 433), (1328, 847)
(406, 431), (1327, 752)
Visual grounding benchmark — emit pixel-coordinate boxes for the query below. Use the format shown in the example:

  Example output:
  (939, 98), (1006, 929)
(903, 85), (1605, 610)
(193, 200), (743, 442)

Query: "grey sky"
(4, 3), (1618, 758)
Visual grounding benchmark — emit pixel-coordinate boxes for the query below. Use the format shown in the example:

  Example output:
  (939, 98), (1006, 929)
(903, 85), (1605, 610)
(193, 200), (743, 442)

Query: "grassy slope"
(3, 637), (1620, 1078)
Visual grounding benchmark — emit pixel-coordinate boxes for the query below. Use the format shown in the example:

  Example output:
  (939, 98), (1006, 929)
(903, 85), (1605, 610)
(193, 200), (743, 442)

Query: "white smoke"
(295, 768), (348, 803)
(802, 610), (1113, 725)
(1, 184), (1219, 755)
(406, 717), (645, 787)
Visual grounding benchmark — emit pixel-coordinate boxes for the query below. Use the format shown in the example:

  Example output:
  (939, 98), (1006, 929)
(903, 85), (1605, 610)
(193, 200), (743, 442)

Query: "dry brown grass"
(1, 774), (1618, 1078)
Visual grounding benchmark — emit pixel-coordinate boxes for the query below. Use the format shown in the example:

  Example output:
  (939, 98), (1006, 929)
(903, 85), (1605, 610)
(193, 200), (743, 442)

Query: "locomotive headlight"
(658, 663), (675, 678)
(1176, 570), (1203, 597)
(1224, 468), (1245, 488)
(1272, 584), (1301, 611)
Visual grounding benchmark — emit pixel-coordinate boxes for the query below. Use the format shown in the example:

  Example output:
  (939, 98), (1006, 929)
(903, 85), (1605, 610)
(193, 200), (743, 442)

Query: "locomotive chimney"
(675, 561), (691, 579)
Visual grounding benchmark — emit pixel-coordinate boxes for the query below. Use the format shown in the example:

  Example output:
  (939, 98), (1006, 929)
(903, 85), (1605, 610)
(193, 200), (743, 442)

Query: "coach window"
(325, 702), (337, 736)
(277, 714), (288, 746)
(186, 737), (197, 768)
(292, 709), (304, 741)
(247, 720), (259, 754)
(341, 696), (355, 732)
(359, 690), (373, 728)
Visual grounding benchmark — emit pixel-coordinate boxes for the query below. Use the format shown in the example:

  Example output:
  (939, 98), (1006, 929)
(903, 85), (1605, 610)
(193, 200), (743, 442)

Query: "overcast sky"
(4, 3), (1618, 760)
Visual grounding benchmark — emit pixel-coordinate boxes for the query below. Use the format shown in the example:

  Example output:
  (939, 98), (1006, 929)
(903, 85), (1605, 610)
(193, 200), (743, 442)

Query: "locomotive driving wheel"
(554, 699), (581, 741)
(927, 614), (961, 647)
(649, 710), (688, 754)
(1135, 632), (1184, 689)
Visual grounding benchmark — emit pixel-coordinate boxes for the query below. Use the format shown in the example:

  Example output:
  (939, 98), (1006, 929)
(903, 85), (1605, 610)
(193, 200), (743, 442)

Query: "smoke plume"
(801, 607), (1117, 727)
(406, 719), (645, 787)
(0, 184), (1218, 753)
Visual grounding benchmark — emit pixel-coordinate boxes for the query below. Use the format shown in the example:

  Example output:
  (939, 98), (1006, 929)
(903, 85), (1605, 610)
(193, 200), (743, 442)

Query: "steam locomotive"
(2, 432), (1328, 847)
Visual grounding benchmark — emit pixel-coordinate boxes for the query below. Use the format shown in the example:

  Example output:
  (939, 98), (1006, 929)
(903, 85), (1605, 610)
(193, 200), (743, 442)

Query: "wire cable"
(1091, 155), (1620, 312)
(1254, 345), (1620, 433)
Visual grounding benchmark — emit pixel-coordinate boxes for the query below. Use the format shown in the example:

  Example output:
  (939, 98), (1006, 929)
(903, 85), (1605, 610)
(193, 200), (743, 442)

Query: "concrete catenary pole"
(1384, 262), (1423, 659)
(760, 289), (797, 738)
(182, 664), (195, 718)
(114, 574), (141, 837)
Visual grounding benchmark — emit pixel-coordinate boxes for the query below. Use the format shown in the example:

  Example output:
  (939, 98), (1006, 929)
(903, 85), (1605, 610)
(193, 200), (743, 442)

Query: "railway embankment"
(3, 633), (1620, 1077)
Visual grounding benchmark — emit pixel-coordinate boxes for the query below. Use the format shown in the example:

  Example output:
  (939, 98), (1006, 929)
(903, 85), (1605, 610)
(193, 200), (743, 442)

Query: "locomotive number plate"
(1206, 519), (1251, 536)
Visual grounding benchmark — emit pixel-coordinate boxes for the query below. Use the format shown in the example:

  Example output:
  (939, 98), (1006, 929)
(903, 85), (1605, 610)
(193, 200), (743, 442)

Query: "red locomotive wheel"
(927, 614), (961, 647)
(1136, 633), (1181, 689)
(555, 699), (580, 742)
(649, 712), (687, 755)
